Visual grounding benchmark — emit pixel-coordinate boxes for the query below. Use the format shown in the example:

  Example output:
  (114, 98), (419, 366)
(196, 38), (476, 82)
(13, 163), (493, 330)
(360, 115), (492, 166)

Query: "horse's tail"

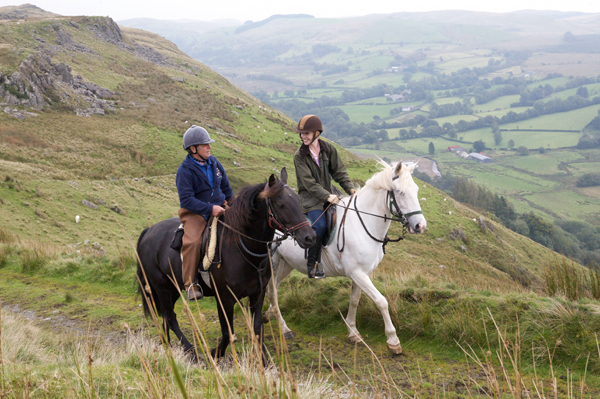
(136, 228), (153, 318)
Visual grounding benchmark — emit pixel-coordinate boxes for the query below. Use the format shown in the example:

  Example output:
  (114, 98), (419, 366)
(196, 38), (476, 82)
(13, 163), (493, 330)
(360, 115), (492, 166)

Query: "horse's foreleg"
(351, 272), (402, 355)
(213, 297), (235, 359)
(346, 281), (363, 343)
(249, 291), (268, 367)
(263, 257), (295, 339)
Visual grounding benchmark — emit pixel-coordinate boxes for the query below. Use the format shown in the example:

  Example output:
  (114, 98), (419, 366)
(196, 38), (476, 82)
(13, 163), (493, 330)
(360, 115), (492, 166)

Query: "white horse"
(264, 161), (427, 354)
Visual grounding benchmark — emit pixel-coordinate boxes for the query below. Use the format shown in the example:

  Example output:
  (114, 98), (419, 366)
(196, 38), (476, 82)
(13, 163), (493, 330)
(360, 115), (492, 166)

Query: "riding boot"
(307, 236), (325, 279)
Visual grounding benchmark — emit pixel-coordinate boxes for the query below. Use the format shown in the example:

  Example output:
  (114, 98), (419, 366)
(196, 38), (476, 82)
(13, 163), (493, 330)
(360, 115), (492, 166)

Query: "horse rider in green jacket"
(293, 115), (356, 278)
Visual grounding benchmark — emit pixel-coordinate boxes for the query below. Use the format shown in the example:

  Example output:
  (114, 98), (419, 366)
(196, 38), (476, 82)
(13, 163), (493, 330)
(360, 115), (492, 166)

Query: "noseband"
(263, 183), (310, 241)
(389, 174), (423, 226)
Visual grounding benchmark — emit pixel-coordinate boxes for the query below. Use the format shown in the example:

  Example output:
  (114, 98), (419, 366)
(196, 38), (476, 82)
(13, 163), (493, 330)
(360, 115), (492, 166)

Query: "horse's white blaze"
(266, 161), (426, 351)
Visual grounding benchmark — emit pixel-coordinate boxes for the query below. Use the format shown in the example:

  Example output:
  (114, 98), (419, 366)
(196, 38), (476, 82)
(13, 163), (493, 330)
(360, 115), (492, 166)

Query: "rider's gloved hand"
(327, 194), (340, 205)
(349, 189), (357, 195)
(212, 205), (226, 216)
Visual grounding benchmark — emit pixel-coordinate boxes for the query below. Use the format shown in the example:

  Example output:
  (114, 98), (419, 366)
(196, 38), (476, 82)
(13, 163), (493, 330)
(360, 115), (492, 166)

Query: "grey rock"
(110, 205), (123, 214)
(233, 161), (241, 167)
(436, 238), (444, 242)
(23, 202), (30, 206)
(231, 111), (239, 116)
(236, 105), (243, 110)
(171, 77), (184, 83)
(54, 63), (73, 86)
(270, 157), (275, 162)
(82, 199), (98, 209)
(53, 24), (73, 47)
(233, 148), (240, 153)
(460, 245), (467, 251)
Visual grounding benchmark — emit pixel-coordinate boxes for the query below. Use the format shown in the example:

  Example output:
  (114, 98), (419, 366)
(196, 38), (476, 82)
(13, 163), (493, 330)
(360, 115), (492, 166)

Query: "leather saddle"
(322, 204), (337, 247)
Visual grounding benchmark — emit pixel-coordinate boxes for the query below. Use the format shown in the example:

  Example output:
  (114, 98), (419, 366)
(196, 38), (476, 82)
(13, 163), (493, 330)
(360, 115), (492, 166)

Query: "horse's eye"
(278, 203), (285, 209)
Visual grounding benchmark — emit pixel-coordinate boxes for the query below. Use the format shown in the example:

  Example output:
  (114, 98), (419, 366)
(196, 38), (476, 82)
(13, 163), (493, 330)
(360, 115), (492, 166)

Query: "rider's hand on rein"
(327, 194), (341, 205)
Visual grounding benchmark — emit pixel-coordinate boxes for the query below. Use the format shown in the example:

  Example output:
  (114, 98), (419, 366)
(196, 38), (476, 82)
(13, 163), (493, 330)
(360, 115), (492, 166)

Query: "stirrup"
(308, 263), (325, 279)
(186, 283), (204, 301)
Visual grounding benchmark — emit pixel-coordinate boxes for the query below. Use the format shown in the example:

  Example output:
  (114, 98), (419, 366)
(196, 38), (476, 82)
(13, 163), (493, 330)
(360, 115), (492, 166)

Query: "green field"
(568, 161), (600, 177)
(548, 83), (600, 100)
(433, 96), (463, 105)
(340, 103), (408, 123)
(476, 106), (532, 118)
(443, 162), (559, 194)
(438, 56), (496, 73)
(434, 114), (480, 125)
(525, 77), (571, 89)
(472, 95), (521, 112)
(525, 189), (600, 221)
(499, 150), (584, 175)
(458, 127), (583, 149)
(500, 104), (600, 131)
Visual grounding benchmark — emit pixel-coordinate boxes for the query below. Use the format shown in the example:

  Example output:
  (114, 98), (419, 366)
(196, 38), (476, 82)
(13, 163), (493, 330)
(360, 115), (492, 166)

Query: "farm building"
(468, 153), (493, 163)
(385, 94), (404, 102)
(402, 106), (414, 112)
(447, 146), (467, 153)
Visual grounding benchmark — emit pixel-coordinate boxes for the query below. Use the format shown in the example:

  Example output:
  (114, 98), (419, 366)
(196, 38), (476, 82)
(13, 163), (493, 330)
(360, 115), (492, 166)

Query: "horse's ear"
(394, 161), (403, 175)
(268, 174), (277, 187)
(280, 167), (288, 184)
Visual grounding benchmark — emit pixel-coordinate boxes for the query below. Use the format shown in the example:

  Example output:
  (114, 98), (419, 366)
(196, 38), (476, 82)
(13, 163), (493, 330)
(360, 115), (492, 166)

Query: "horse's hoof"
(262, 314), (270, 324)
(283, 331), (294, 340)
(186, 350), (199, 364)
(210, 348), (217, 358)
(348, 334), (362, 344)
(387, 343), (403, 355)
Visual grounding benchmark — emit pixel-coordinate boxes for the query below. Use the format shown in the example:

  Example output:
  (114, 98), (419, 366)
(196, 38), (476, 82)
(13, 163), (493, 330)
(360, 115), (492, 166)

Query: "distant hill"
(118, 17), (241, 36)
(0, 3), (59, 19)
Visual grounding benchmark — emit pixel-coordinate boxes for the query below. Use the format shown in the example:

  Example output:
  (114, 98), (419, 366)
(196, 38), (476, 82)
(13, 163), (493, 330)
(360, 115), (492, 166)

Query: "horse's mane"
(362, 160), (413, 193)
(224, 179), (286, 232)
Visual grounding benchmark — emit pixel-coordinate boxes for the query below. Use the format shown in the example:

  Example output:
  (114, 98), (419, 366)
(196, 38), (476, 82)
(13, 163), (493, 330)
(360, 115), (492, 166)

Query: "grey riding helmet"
(183, 125), (215, 150)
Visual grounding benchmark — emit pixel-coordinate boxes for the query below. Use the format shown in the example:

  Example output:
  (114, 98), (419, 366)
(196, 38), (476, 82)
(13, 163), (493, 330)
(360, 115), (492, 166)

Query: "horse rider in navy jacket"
(176, 125), (234, 300)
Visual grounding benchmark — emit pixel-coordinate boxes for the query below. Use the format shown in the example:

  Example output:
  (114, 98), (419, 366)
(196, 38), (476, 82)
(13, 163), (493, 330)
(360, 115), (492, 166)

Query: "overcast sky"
(2, 0), (599, 21)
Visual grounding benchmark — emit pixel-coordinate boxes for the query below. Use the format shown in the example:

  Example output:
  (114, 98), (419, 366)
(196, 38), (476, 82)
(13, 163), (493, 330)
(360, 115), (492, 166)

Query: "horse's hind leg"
(345, 281), (363, 343)
(351, 272), (402, 355)
(263, 256), (295, 339)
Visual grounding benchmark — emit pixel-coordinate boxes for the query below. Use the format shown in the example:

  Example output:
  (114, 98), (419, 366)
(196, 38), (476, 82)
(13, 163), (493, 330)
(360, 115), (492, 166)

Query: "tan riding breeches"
(178, 208), (207, 290)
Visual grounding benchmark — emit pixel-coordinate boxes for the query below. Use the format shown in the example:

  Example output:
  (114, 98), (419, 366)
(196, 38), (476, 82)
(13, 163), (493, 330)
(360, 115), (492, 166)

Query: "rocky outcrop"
(0, 51), (115, 116)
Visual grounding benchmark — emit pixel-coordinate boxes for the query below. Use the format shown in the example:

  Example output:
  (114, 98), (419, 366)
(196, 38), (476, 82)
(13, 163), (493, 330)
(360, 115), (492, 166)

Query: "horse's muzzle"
(413, 222), (426, 234)
(297, 231), (316, 249)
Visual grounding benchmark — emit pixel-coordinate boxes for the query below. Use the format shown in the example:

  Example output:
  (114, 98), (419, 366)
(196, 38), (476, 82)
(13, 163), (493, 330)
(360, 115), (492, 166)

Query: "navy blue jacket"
(176, 155), (234, 219)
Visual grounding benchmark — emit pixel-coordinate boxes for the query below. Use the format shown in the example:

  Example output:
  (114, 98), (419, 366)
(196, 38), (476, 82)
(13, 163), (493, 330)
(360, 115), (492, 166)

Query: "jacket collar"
(299, 138), (329, 158)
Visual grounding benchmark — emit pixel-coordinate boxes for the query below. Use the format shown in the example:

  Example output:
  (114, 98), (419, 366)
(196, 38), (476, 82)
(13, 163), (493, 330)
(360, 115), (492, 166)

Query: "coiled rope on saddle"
(202, 216), (220, 270)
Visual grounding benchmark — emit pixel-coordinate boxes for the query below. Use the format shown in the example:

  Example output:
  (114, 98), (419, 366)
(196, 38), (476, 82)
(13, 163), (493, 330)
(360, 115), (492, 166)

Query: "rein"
(217, 184), (308, 263)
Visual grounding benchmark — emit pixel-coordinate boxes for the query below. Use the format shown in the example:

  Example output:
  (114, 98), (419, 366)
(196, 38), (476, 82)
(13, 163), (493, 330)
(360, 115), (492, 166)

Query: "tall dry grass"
(459, 307), (600, 399)
(545, 257), (600, 301)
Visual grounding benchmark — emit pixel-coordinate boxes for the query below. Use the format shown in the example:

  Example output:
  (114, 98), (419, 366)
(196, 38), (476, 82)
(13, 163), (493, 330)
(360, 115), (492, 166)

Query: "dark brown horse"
(136, 169), (315, 363)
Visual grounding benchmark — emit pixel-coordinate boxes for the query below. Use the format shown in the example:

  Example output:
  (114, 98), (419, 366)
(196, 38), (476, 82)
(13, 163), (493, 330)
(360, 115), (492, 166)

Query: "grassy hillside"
(3, 7), (600, 398)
